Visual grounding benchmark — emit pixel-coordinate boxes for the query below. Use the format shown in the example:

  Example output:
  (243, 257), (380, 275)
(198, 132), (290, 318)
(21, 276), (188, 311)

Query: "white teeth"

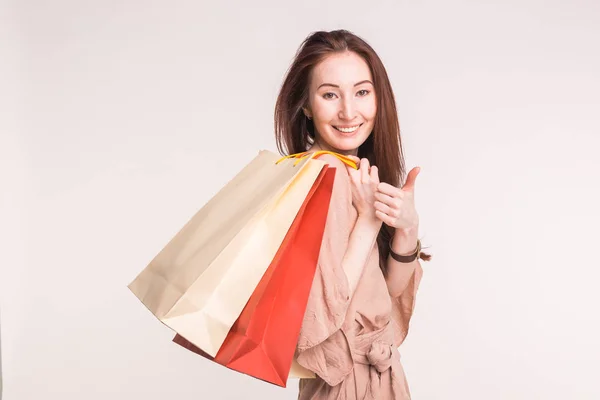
(335, 125), (360, 133)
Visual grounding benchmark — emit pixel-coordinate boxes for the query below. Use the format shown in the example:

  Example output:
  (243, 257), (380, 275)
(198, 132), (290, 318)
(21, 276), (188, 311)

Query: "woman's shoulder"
(313, 154), (353, 193)
(312, 153), (352, 176)
(311, 154), (355, 216)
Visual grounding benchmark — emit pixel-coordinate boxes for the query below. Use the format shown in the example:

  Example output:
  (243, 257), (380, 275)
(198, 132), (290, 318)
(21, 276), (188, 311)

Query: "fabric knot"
(365, 341), (393, 373)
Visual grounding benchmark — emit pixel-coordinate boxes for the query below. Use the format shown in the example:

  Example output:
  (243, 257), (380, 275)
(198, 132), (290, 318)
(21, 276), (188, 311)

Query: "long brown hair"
(274, 29), (431, 275)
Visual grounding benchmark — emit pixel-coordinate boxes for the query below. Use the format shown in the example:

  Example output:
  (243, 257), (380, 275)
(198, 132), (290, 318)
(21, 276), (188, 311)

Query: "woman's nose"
(338, 98), (356, 120)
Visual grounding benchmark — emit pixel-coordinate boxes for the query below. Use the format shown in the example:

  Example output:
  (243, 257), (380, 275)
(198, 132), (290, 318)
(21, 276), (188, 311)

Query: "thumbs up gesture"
(373, 167), (421, 231)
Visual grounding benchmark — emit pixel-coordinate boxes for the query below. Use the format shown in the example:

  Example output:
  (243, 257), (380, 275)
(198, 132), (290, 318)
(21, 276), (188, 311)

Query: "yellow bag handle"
(276, 150), (358, 169)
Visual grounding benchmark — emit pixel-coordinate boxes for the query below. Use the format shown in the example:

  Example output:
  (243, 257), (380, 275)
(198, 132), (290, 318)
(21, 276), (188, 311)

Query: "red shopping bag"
(173, 166), (336, 387)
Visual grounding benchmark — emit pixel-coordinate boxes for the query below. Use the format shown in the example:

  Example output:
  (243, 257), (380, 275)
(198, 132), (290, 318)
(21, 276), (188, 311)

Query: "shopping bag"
(128, 150), (330, 357)
(173, 166), (336, 386)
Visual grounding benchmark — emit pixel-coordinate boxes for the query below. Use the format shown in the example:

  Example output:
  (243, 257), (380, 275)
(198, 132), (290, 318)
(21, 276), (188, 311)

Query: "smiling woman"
(304, 52), (377, 152)
(275, 30), (431, 400)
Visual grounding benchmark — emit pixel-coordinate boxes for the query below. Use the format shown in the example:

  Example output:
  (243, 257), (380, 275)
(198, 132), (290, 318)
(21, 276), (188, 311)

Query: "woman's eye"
(357, 89), (370, 97)
(322, 92), (337, 99)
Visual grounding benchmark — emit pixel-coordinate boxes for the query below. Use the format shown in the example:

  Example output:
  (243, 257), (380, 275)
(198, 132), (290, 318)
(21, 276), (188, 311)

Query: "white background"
(1, 0), (599, 399)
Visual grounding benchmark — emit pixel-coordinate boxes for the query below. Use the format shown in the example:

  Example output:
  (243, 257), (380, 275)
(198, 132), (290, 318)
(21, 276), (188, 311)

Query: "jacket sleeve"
(390, 262), (423, 348)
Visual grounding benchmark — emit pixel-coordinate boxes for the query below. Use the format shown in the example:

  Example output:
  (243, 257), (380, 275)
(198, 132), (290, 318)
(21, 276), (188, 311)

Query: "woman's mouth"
(333, 123), (363, 135)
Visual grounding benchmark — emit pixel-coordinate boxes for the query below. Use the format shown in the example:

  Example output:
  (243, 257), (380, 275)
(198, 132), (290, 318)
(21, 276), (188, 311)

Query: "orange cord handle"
(276, 150), (358, 169)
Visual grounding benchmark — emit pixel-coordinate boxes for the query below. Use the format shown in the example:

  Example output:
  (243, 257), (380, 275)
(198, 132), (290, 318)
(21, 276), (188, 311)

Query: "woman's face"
(304, 51), (377, 155)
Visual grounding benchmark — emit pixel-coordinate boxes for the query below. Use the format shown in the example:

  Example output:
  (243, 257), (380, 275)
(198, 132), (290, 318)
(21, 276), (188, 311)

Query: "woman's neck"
(308, 139), (358, 157)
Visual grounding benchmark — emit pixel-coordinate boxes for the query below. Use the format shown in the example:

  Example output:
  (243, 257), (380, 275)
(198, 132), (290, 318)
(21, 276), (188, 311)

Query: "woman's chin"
(331, 135), (369, 151)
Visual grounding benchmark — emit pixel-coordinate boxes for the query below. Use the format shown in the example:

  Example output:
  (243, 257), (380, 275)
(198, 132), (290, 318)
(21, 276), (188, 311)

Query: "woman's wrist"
(391, 226), (419, 255)
(356, 214), (383, 233)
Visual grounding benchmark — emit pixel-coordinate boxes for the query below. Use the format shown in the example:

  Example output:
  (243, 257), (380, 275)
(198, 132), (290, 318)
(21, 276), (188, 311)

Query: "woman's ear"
(303, 107), (312, 120)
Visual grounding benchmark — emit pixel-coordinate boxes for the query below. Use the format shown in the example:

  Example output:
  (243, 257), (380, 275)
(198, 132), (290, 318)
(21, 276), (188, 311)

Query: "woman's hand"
(374, 167), (421, 232)
(345, 157), (382, 226)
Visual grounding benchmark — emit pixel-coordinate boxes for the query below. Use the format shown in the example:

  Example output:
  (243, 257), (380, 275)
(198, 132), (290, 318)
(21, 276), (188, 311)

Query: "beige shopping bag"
(128, 150), (328, 357)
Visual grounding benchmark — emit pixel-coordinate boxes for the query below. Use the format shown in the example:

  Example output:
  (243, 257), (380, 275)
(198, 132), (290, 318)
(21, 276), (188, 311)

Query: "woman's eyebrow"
(317, 80), (374, 90)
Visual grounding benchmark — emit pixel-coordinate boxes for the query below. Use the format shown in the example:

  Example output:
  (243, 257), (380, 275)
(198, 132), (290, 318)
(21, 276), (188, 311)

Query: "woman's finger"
(360, 158), (371, 184)
(374, 200), (394, 216)
(377, 182), (403, 198)
(375, 210), (396, 226)
(374, 191), (398, 208)
(370, 165), (380, 186)
(346, 164), (361, 185)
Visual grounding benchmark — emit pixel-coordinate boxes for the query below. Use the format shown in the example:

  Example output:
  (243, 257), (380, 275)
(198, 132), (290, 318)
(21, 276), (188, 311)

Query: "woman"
(274, 30), (431, 399)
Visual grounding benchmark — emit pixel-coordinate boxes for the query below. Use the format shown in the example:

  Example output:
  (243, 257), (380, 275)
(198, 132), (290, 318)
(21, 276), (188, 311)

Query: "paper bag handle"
(276, 150), (359, 169)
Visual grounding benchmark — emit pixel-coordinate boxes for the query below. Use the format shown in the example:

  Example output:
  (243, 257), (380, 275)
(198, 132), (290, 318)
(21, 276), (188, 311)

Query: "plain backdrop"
(1, 0), (599, 399)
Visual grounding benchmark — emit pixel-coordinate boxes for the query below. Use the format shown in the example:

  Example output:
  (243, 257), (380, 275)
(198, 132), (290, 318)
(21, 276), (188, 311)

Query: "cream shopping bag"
(128, 150), (328, 357)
